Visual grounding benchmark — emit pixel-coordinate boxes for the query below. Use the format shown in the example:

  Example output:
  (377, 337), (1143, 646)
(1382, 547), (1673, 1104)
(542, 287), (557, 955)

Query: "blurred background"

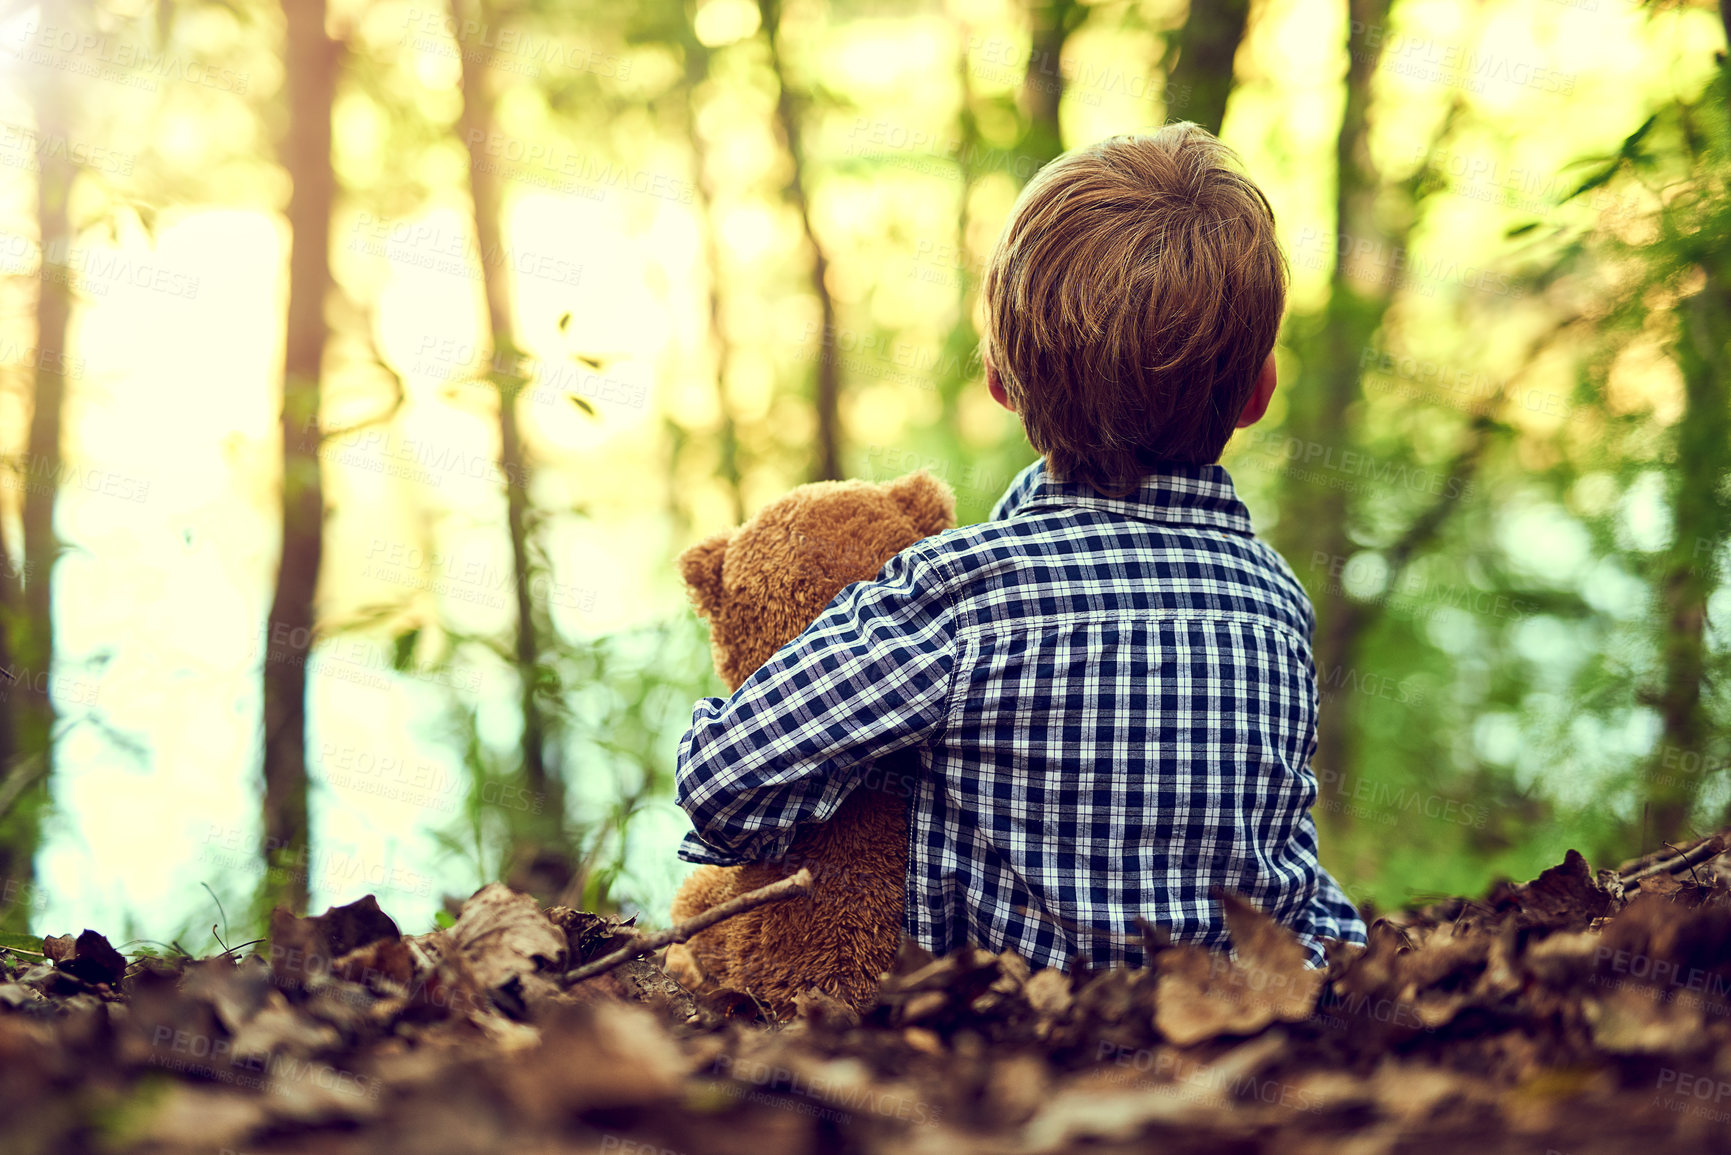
(0, 0), (1725, 950)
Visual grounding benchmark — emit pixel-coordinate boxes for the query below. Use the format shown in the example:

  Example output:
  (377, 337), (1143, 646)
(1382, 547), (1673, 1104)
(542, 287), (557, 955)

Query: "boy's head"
(981, 122), (1288, 496)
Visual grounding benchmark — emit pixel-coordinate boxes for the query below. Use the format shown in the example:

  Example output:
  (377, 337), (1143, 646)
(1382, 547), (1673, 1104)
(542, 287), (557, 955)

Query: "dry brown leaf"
(1584, 985), (1708, 1054)
(1154, 894), (1321, 1046)
(445, 882), (569, 1017)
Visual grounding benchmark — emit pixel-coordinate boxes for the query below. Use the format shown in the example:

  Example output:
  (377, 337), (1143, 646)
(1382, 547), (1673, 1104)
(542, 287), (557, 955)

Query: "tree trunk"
(758, 0), (841, 483)
(1273, 0), (1398, 834)
(1633, 0), (1731, 849)
(0, 53), (74, 930)
(262, 0), (338, 914)
(1020, 0), (1077, 173)
(1641, 261), (1731, 845)
(454, 0), (566, 878)
(684, 42), (746, 525)
(1164, 0), (1252, 135)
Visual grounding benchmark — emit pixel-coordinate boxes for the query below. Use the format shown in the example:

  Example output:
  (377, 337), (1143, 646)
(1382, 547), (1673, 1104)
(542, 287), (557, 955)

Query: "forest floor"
(6, 832), (1731, 1155)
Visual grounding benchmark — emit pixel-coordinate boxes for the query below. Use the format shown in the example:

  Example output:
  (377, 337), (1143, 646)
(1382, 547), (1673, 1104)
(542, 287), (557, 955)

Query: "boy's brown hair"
(981, 122), (1288, 496)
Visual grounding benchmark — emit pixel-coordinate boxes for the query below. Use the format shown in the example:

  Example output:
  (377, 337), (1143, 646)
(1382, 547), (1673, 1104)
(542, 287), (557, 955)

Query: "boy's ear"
(678, 531), (732, 620)
(1236, 353), (1278, 429)
(886, 471), (956, 537)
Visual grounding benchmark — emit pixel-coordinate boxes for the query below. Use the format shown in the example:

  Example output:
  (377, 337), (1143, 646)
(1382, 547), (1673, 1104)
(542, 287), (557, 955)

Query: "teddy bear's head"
(678, 471), (955, 691)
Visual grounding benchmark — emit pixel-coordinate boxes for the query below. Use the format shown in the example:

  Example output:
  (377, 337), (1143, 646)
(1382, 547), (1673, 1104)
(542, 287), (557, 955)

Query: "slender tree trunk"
(1635, 0), (1731, 848)
(0, 58), (74, 929)
(684, 44), (746, 525)
(933, 5), (1077, 436)
(924, 29), (987, 431)
(454, 0), (566, 875)
(758, 0), (841, 483)
(1020, 0), (1076, 173)
(262, 0), (338, 914)
(1273, 0), (1398, 833)
(1641, 259), (1731, 844)
(1164, 0), (1252, 135)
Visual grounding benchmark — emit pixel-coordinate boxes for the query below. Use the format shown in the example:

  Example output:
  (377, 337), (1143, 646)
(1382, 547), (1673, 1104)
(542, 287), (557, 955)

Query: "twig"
(566, 868), (813, 985)
(1619, 834), (1726, 885)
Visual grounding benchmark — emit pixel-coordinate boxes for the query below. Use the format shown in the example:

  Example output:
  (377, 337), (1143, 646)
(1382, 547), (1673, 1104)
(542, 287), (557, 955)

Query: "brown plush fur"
(665, 471), (955, 1011)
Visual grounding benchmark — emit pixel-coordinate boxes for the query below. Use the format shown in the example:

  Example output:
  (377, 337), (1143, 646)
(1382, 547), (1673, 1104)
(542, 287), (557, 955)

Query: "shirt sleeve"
(675, 543), (957, 866)
(989, 458), (1044, 522)
(1298, 865), (1369, 967)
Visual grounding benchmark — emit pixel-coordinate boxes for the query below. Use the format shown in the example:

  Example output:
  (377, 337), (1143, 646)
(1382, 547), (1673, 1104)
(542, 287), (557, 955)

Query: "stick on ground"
(566, 867), (813, 985)
(1620, 834), (1726, 885)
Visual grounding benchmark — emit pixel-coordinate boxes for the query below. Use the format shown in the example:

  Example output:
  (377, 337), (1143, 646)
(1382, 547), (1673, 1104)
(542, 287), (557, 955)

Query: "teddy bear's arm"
(672, 544), (956, 866)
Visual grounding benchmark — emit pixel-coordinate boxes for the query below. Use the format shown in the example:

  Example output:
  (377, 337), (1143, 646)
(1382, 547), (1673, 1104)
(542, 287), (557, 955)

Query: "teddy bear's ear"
(678, 531), (732, 620)
(886, 471), (956, 536)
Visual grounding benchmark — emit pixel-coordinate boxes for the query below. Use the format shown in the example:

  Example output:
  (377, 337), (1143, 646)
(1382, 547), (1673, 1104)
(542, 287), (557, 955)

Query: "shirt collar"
(1008, 459), (1255, 536)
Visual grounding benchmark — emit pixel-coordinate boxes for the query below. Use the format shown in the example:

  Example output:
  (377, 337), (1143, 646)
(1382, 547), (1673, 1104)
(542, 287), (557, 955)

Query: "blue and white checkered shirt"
(676, 458), (1367, 969)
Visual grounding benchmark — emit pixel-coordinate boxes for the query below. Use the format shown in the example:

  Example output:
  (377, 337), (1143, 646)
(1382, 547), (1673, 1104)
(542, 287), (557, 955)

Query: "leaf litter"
(6, 834), (1731, 1153)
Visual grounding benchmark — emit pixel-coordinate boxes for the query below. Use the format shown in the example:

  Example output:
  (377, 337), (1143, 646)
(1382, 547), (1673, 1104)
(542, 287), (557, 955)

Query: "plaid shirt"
(676, 458), (1367, 969)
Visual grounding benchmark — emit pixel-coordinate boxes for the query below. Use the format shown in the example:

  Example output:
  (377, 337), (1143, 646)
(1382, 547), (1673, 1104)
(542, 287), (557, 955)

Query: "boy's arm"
(989, 458), (1044, 521)
(675, 545), (957, 866)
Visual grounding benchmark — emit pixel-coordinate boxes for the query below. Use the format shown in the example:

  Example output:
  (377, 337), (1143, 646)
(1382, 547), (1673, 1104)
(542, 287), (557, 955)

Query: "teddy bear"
(664, 470), (955, 1012)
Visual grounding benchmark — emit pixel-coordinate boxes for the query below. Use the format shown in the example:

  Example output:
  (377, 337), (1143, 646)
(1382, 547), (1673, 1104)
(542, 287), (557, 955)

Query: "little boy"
(675, 123), (1367, 969)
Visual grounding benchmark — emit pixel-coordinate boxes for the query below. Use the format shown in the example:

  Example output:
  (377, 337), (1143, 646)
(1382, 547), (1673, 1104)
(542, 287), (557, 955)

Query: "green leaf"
(571, 395), (597, 417)
(1564, 114), (1660, 201)
(0, 931), (45, 955)
(391, 628), (421, 673)
(433, 910), (455, 929)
